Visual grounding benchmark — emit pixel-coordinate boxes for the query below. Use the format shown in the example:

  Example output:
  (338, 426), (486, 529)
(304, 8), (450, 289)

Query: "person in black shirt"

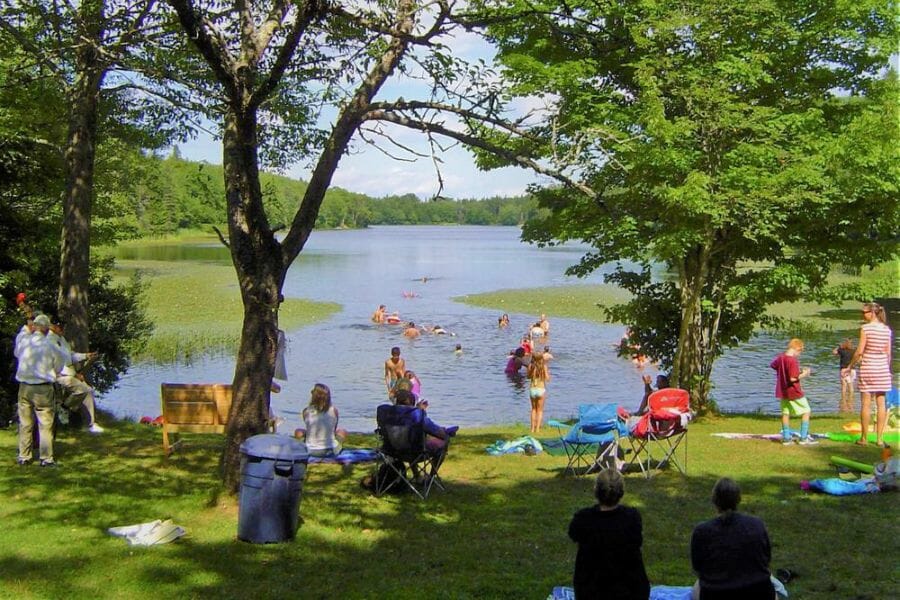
(690, 478), (776, 600)
(568, 469), (650, 599)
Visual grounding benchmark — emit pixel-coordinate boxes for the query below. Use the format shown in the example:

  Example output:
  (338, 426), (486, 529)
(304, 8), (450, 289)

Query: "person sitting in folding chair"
(392, 389), (456, 456)
(373, 389), (457, 498)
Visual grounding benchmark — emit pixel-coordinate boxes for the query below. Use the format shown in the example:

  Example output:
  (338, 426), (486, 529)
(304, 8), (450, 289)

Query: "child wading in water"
(770, 338), (818, 445)
(527, 352), (550, 433)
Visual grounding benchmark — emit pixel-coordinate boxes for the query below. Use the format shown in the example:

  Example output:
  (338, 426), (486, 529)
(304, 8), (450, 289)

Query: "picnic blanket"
(712, 431), (828, 441)
(486, 436), (543, 455)
(307, 448), (379, 464)
(550, 577), (788, 599)
(548, 586), (692, 600)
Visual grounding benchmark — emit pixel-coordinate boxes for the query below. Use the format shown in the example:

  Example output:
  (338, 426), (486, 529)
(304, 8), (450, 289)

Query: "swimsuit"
(530, 386), (545, 399)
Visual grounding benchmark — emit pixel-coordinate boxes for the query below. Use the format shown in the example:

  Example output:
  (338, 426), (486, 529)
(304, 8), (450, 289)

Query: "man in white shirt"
(14, 314), (68, 466)
(48, 319), (103, 434)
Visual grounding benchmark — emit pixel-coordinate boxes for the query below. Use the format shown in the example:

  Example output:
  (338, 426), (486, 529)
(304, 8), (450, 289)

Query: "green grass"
(457, 284), (630, 322)
(1, 415), (896, 599)
(457, 262), (896, 334)
(112, 256), (340, 363)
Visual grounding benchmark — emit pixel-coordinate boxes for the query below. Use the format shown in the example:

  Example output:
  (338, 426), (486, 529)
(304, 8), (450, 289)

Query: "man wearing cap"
(48, 319), (103, 434)
(14, 314), (69, 466)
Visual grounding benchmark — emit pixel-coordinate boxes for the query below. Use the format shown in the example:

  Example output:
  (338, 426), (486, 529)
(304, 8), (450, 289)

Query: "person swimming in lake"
(371, 304), (386, 324)
(498, 313), (510, 328)
(527, 352), (550, 433)
(403, 322), (420, 338)
(386, 311), (401, 324)
(505, 347), (527, 375)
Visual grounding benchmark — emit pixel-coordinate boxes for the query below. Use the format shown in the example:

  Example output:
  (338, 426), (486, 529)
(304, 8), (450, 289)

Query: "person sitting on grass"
(568, 468), (650, 600)
(294, 383), (347, 458)
(691, 477), (776, 600)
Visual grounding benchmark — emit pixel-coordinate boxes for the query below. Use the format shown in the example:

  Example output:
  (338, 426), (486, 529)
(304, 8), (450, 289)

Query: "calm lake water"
(105, 226), (891, 433)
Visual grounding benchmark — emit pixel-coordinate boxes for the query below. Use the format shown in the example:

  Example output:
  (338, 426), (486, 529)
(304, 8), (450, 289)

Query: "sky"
(176, 29), (545, 201)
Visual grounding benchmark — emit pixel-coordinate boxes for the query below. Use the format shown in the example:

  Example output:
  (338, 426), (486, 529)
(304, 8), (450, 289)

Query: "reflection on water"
(105, 226), (896, 433)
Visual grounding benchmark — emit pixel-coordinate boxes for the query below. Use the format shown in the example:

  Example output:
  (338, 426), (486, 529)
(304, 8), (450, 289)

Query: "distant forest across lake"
(105, 150), (541, 237)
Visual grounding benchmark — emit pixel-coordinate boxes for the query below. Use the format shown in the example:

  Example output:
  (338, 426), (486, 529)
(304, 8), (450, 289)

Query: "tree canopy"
(477, 0), (899, 408)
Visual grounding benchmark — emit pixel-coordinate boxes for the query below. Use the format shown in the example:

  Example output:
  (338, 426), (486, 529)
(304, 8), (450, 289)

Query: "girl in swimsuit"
(527, 352), (550, 433)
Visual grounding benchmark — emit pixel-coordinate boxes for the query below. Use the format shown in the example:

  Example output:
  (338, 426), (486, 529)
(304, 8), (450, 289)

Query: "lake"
(104, 225), (884, 433)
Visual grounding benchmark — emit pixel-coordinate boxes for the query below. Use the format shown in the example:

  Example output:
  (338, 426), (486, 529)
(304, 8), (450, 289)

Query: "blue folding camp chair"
(548, 403), (626, 476)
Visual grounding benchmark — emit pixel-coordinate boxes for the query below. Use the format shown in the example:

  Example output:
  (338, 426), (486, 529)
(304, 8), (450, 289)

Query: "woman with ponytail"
(842, 303), (893, 447)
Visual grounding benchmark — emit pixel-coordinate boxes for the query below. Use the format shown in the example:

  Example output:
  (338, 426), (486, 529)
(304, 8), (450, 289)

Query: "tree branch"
(213, 225), (230, 248)
(280, 0), (419, 263)
(248, 0), (322, 110)
(365, 109), (600, 201)
(166, 0), (240, 102)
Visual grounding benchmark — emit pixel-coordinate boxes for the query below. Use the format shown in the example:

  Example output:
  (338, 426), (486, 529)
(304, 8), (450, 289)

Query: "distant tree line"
(114, 151), (540, 237)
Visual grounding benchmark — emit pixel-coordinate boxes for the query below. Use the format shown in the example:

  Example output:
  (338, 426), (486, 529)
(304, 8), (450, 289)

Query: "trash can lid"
(240, 434), (309, 461)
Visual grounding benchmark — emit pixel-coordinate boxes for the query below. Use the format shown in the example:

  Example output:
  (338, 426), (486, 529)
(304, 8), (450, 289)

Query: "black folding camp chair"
(374, 404), (448, 499)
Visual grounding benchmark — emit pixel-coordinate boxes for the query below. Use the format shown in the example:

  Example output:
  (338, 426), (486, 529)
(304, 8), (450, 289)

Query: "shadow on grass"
(1, 419), (895, 600)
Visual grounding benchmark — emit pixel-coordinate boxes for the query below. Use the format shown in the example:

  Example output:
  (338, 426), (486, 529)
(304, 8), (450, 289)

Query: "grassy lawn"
(112, 257), (340, 363)
(457, 280), (884, 335)
(1, 415), (896, 599)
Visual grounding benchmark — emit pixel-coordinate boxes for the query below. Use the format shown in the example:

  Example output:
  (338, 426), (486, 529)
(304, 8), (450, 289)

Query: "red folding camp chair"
(625, 388), (692, 478)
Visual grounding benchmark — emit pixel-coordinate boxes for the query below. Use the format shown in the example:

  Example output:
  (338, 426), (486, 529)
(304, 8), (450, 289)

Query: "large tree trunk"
(57, 2), (106, 352)
(672, 244), (714, 411)
(220, 107), (286, 492)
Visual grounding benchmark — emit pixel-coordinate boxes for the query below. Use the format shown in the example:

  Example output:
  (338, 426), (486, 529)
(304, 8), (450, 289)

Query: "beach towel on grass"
(486, 436), (543, 455)
(108, 519), (186, 546)
(712, 430), (827, 441)
(308, 448), (379, 464)
(802, 478), (880, 495)
(548, 586), (692, 600)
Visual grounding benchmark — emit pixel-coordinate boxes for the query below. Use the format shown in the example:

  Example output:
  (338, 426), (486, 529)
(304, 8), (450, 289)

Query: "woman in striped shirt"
(842, 302), (893, 447)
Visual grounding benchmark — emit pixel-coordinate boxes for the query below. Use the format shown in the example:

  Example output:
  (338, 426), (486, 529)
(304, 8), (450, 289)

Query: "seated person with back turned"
(568, 468), (650, 600)
(691, 478), (776, 600)
(294, 383), (347, 457)
(382, 389), (457, 456)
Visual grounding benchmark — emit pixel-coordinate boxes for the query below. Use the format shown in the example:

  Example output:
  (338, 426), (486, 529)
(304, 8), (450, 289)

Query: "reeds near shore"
(113, 258), (339, 363)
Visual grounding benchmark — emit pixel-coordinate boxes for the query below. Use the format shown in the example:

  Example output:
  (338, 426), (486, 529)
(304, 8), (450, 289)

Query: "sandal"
(854, 440), (868, 447)
(875, 442), (888, 449)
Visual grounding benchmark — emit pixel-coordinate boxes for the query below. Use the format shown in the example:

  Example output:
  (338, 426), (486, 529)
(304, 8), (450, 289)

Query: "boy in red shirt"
(770, 338), (817, 445)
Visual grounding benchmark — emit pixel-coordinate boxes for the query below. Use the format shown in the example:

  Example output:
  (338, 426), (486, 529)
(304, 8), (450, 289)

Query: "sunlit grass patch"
(0, 414), (894, 599)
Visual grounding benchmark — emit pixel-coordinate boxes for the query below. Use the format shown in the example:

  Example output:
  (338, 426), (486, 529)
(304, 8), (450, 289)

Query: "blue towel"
(549, 586), (692, 600)
(485, 436), (543, 455)
(307, 448), (379, 464)
(806, 477), (879, 495)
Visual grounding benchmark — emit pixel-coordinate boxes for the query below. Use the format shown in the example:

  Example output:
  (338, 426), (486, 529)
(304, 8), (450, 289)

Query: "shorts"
(841, 370), (857, 384)
(780, 396), (811, 417)
(529, 387), (545, 399)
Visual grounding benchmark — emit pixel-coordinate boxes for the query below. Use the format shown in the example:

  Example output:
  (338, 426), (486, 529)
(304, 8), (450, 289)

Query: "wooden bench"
(160, 383), (232, 455)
